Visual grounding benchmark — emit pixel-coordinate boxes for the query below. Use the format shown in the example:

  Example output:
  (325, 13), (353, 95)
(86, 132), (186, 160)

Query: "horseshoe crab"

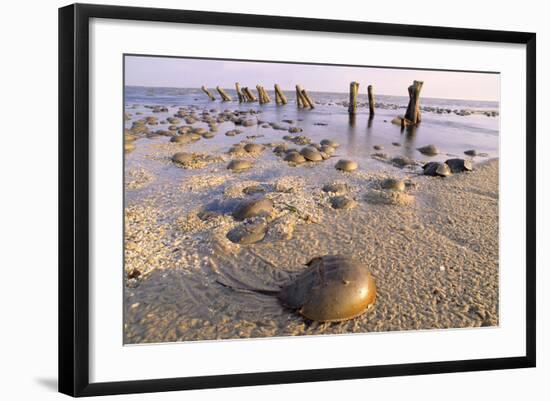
(445, 158), (473, 173)
(380, 178), (406, 192)
(244, 143), (265, 154)
(423, 161), (451, 177)
(391, 155), (415, 168)
(319, 144), (335, 155)
(232, 197), (274, 221)
(226, 222), (267, 244)
(330, 196), (357, 210)
(171, 152), (193, 165)
(170, 134), (195, 144)
(227, 159), (252, 172)
(217, 255), (377, 322)
(335, 159), (358, 172)
(320, 139), (340, 148)
(417, 144), (439, 156)
(322, 182), (349, 194)
(284, 151), (306, 164)
(300, 147), (323, 162)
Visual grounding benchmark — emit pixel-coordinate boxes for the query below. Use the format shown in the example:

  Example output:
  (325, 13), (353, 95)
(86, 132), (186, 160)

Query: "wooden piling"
(348, 81), (359, 114)
(256, 85), (271, 104)
(404, 80), (423, 124)
(274, 84), (288, 105)
(257, 85), (264, 104)
(216, 86), (232, 102)
(296, 85), (314, 109)
(274, 85), (282, 105)
(256, 85), (265, 104)
(275, 90), (282, 105)
(261, 86), (271, 103)
(241, 87), (249, 102)
(260, 85), (271, 103)
(235, 82), (244, 103)
(301, 88), (315, 109)
(201, 85), (216, 101)
(262, 88), (267, 104)
(367, 85), (375, 116)
(348, 113), (356, 127)
(248, 89), (256, 102)
(295, 85), (305, 108)
(405, 85), (414, 120)
(242, 87), (257, 102)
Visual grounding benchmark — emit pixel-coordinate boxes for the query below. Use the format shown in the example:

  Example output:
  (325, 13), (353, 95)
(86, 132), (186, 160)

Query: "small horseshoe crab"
(423, 161), (451, 177)
(217, 255), (377, 322)
(445, 158), (473, 173)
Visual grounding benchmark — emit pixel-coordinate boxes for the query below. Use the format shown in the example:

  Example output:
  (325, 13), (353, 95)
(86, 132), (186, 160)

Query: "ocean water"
(125, 86), (499, 111)
(125, 86), (499, 164)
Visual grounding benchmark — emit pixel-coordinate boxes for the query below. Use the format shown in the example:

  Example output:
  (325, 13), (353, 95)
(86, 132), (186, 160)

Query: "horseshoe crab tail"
(215, 276), (280, 296)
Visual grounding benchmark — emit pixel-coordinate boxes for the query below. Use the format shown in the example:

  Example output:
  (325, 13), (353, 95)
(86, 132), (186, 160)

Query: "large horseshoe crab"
(217, 255), (377, 322)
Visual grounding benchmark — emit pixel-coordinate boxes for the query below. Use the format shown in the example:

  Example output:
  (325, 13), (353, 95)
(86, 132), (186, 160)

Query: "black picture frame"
(59, 3), (536, 397)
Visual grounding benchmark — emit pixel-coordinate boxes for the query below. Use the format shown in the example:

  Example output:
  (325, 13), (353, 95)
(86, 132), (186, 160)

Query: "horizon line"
(123, 84), (499, 103)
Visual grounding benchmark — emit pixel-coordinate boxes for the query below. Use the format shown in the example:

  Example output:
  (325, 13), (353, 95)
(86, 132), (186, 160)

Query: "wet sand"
(124, 127), (498, 343)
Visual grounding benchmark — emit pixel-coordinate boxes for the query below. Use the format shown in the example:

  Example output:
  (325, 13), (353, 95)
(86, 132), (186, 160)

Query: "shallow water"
(124, 87), (498, 199)
(123, 86), (499, 344)
(125, 86), (499, 162)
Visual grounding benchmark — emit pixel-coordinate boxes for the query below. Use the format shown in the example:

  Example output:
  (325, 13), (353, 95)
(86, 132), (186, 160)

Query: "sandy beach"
(123, 91), (499, 344)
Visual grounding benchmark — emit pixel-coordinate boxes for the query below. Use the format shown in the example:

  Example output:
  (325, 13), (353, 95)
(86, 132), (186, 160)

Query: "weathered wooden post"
(275, 90), (282, 105)
(348, 81), (359, 114)
(261, 86), (271, 103)
(257, 85), (264, 104)
(216, 86), (232, 102)
(367, 85), (375, 117)
(201, 85), (216, 101)
(405, 85), (414, 121)
(404, 80), (423, 124)
(296, 85), (314, 109)
(256, 85), (266, 104)
(241, 87), (249, 102)
(405, 124), (417, 137)
(242, 87), (257, 102)
(235, 82), (244, 103)
(301, 88), (315, 109)
(274, 84), (288, 105)
(274, 85), (281, 105)
(249, 88), (257, 102)
(296, 85), (305, 108)
(256, 85), (263, 104)
(250, 89), (256, 102)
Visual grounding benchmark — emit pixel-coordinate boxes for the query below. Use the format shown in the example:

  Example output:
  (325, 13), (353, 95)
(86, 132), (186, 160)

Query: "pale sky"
(124, 55), (499, 102)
